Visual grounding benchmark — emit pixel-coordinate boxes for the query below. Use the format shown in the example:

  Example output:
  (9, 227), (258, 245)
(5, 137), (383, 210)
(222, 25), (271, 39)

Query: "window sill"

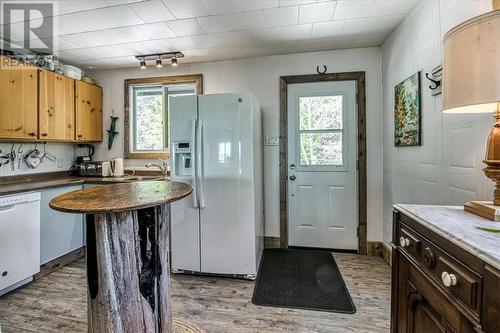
(126, 151), (169, 160)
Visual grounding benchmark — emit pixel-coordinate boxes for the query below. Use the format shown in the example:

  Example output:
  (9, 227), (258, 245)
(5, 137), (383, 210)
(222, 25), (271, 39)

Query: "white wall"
(382, 0), (493, 243)
(89, 47), (383, 241)
(0, 142), (74, 177)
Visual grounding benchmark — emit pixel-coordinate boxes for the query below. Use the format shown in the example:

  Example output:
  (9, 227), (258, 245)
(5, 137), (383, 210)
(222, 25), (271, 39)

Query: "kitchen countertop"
(395, 204), (500, 271)
(49, 181), (192, 214)
(0, 171), (166, 196)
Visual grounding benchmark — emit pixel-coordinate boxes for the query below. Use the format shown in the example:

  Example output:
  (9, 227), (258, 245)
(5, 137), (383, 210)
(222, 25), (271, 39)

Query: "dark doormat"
(252, 248), (356, 313)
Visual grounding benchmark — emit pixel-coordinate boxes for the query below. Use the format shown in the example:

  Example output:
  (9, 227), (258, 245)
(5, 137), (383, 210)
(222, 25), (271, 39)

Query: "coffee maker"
(70, 144), (103, 176)
(75, 144), (94, 164)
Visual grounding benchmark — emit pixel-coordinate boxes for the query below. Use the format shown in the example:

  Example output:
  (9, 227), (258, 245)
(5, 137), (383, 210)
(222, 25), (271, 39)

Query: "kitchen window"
(124, 75), (203, 159)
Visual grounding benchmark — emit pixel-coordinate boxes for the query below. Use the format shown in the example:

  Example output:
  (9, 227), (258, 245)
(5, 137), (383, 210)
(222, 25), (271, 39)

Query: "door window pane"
(299, 95), (343, 130)
(300, 132), (343, 166)
(134, 87), (163, 151)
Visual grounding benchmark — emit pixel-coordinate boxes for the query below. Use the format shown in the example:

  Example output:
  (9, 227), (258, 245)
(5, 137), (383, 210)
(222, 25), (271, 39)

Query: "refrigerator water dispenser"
(174, 141), (192, 176)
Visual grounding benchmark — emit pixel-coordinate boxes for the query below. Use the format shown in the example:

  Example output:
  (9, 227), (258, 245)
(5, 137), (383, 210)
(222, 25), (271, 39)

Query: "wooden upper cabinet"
(39, 70), (75, 141)
(0, 57), (38, 139)
(75, 80), (103, 142)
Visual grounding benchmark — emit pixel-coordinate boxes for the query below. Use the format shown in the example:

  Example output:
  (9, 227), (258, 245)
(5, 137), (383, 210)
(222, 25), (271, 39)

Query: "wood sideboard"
(391, 206), (500, 333)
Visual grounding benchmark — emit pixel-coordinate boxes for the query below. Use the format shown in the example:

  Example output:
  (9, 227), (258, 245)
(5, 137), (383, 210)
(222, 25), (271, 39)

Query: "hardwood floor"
(0, 253), (390, 333)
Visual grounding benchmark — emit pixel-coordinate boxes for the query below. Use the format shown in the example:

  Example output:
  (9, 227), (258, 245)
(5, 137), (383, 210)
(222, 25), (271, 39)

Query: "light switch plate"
(265, 136), (279, 146)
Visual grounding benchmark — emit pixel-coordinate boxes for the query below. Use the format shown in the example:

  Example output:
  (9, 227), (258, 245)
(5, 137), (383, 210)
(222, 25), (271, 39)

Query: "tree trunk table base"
(86, 204), (172, 333)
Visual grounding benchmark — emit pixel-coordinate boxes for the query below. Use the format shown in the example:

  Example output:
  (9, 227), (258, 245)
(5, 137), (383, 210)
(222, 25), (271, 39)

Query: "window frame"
(294, 92), (349, 172)
(124, 74), (203, 160)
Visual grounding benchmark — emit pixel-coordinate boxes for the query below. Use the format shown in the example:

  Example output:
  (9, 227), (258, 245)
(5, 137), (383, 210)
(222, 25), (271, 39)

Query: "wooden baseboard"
(35, 247), (85, 279)
(264, 237), (281, 249)
(367, 241), (392, 267)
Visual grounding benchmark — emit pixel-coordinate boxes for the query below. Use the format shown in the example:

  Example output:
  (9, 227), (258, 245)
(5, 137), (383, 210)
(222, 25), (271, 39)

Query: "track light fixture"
(135, 51), (184, 69)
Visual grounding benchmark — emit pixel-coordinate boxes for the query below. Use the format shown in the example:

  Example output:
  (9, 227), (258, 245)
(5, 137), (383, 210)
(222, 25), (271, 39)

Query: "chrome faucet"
(145, 159), (169, 177)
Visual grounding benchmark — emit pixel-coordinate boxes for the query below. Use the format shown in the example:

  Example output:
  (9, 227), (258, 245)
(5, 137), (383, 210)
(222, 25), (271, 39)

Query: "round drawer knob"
(441, 271), (458, 287)
(422, 247), (436, 268)
(399, 237), (410, 248)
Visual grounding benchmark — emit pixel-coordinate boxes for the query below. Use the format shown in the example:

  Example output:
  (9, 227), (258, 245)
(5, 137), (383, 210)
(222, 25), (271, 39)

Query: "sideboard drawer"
(396, 221), (482, 319)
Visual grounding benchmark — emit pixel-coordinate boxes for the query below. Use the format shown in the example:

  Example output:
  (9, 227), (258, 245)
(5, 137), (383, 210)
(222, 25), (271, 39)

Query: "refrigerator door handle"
(197, 119), (205, 209)
(191, 118), (198, 208)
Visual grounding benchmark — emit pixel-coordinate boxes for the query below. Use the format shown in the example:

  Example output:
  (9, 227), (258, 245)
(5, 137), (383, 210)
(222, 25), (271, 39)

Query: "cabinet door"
(39, 70), (75, 141)
(75, 81), (103, 142)
(0, 57), (38, 139)
(396, 254), (476, 333)
(40, 186), (84, 264)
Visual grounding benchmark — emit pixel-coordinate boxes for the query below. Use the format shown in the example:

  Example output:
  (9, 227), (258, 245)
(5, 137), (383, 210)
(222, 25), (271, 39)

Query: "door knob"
(290, 164), (296, 170)
(289, 175), (296, 181)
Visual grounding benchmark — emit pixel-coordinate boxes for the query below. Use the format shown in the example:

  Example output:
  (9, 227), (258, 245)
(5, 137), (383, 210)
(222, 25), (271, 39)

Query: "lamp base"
(464, 201), (500, 222)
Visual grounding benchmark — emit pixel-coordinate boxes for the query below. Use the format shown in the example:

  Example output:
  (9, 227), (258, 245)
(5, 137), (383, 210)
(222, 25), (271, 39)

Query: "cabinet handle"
(441, 271), (458, 287)
(77, 134), (83, 138)
(399, 237), (410, 248)
(41, 133), (48, 137)
(2, 271), (7, 277)
(28, 132), (36, 136)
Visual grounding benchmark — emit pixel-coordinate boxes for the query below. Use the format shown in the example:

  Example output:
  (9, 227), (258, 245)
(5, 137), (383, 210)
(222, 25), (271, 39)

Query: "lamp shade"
(443, 10), (500, 114)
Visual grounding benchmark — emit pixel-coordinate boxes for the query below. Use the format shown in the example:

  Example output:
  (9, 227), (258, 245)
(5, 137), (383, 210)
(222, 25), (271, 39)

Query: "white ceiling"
(2, 0), (420, 69)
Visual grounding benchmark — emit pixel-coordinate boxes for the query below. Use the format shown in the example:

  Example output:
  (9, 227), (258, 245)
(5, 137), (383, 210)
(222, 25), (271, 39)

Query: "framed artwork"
(394, 72), (421, 147)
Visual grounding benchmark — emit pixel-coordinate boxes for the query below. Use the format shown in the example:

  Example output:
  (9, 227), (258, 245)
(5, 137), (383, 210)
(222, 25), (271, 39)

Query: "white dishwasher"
(0, 192), (41, 296)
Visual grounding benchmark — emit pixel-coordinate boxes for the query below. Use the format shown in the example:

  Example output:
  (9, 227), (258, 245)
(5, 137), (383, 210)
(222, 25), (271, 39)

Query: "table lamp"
(443, 9), (500, 221)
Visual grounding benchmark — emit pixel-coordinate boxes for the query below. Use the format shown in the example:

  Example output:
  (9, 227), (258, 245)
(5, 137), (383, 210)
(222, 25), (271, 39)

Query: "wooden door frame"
(279, 72), (367, 254)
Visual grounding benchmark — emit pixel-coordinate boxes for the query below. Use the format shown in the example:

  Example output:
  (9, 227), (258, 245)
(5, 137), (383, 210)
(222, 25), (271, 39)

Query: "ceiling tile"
(58, 33), (100, 49)
(162, 0), (208, 19)
(343, 14), (405, 35)
(129, 0), (175, 23)
(196, 15), (233, 33)
(61, 5), (145, 33)
(231, 11), (267, 31)
(166, 36), (199, 50)
(333, 0), (374, 20)
(166, 18), (205, 36)
(138, 39), (174, 53)
(263, 6), (299, 27)
(242, 46), (270, 57)
(311, 20), (345, 38)
(250, 27), (281, 44)
(299, 1), (337, 24)
(241, 0), (279, 12)
(192, 33), (223, 48)
(94, 42), (147, 58)
(279, 0), (315, 7)
(201, 0), (243, 15)
(220, 30), (253, 45)
(369, 0), (419, 16)
(281, 24), (312, 41)
(56, 0), (125, 16)
(58, 13), (91, 35)
(137, 22), (176, 39)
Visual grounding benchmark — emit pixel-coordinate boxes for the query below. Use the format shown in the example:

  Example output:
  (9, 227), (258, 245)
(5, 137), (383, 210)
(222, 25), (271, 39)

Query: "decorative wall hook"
(425, 65), (442, 96)
(316, 65), (327, 74)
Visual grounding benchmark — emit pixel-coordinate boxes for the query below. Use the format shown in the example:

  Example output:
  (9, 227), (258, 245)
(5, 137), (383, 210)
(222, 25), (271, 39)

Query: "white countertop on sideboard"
(394, 204), (500, 271)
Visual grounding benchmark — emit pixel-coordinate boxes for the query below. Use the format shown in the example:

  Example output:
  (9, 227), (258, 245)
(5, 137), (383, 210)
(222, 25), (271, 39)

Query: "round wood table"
(50, 181), (192, 333)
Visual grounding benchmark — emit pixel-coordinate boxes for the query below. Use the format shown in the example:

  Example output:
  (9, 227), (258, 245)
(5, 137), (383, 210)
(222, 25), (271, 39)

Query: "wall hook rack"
(317, 65), (327, 74)
(425, 65), (442, 96)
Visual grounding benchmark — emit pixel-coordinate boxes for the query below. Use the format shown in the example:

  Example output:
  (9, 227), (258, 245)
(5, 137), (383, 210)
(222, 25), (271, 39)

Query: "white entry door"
(287, 81), (358, 250)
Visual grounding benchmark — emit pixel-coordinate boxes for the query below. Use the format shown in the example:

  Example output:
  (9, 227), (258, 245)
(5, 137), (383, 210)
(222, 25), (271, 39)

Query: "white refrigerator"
(169, 93), (263, 279)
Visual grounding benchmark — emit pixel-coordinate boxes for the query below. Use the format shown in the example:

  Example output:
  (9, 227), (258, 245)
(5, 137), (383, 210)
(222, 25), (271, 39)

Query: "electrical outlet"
(265, 136), (279, 146)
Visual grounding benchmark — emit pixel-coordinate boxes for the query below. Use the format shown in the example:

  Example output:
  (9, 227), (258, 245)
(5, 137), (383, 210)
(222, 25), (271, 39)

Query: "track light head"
(139, 60), (146, 69)
(171, 58), (178, 66)
(156, 58), (163, 68)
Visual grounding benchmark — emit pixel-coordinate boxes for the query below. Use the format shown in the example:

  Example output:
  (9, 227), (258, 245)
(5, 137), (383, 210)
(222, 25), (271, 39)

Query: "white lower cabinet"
(40, 186), (84, 264)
